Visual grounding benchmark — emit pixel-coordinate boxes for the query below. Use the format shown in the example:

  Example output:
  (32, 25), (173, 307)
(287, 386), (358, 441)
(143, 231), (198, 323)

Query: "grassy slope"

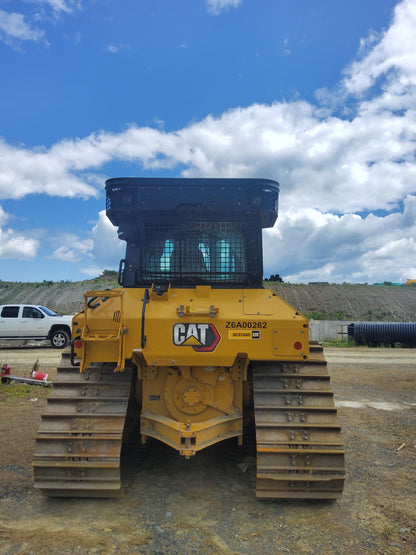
(268, 282), (416, 322)
(0, 275), (118, 316)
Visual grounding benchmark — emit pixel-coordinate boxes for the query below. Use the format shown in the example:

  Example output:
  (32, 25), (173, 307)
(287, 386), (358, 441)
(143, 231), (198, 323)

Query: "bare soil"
(0, 346), (415, 554)
(270, 283), (416, 322)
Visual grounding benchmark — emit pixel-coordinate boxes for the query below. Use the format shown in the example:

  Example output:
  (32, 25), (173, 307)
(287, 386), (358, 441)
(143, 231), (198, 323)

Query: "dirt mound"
(0, 275), (118, 315)
(270, 283), (416, 322)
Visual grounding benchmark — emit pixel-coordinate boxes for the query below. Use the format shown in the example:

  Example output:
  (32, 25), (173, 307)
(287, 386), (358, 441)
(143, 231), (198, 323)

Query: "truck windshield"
(39, 306), (57, 316)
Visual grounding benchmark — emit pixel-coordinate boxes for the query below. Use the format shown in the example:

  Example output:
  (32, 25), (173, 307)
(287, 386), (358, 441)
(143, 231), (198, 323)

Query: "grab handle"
(176, 305), (218, 317)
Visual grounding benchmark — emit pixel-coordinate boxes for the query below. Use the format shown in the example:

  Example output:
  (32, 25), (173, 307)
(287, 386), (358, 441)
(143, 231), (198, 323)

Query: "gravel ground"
(0, 346), (415, 554)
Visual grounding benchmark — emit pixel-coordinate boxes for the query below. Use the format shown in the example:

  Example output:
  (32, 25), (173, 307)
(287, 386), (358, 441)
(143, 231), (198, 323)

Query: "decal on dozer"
(172, 323), (220, 351)
(228, 330), (260, 339)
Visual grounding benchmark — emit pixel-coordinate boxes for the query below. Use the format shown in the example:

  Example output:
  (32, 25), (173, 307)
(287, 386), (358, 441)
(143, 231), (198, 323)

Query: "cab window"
(1, 306), (19, 318)
(23, 307), (44, 319)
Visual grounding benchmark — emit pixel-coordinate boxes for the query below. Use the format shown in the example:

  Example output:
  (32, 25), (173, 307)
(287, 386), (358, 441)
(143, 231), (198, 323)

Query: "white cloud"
(0, 138), (101, 200)
(0, 204), (39, 260)
(206, 0), (242, 16)
(48, 211), (123, 276)
(50, 235), (93, 263)
(106, 43), (130, 54)
(263, 195), (416, 283)
(282, 38), (291, 56)
(80, 265), (107, 278)
(0, 1), (83, 48)
(0, 229), (39, 260)
(0, 9), (45, 45)
(342, 0), (416, 95)
(36, 1), (83, 15)
(89, 210), (124, 268)
(0, 205), (9, 227)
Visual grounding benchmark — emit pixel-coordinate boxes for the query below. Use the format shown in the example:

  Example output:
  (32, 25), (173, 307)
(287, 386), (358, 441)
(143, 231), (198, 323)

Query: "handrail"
(77, 290), (126, 372)
(176, 304), (219, 317)
(141, 288), (150, 348)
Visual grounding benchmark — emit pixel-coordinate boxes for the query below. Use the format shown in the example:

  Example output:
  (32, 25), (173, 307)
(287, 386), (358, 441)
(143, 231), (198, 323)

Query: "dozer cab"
(33, 178), (345, 499)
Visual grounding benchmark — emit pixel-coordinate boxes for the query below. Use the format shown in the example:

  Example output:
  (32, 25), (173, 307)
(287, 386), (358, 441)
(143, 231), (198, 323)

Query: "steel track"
(252, 345), (345, 499)
(32, 352), (132, 497)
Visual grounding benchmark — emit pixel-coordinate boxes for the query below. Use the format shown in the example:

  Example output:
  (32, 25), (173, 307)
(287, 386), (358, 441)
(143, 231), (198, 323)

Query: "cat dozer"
(33, 177), (345, 499)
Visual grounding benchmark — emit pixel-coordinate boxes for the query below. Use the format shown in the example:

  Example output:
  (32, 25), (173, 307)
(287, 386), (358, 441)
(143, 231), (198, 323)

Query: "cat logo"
(172, 323), (221, 352)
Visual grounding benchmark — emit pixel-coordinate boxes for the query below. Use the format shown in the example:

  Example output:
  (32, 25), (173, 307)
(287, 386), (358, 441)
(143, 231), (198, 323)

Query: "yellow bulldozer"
(33, 177), (345, 499)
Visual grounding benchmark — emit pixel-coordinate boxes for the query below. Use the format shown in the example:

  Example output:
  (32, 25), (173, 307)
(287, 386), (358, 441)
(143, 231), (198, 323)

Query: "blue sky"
(1, 0), (415, 283)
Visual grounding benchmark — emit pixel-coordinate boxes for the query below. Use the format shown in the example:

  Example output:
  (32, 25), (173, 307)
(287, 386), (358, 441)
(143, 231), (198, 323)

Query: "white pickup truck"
(0, 304), (73, 348)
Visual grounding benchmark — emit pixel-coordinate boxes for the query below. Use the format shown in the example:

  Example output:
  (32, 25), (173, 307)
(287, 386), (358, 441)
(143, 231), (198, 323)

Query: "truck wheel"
(51, 329), (70, 349)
